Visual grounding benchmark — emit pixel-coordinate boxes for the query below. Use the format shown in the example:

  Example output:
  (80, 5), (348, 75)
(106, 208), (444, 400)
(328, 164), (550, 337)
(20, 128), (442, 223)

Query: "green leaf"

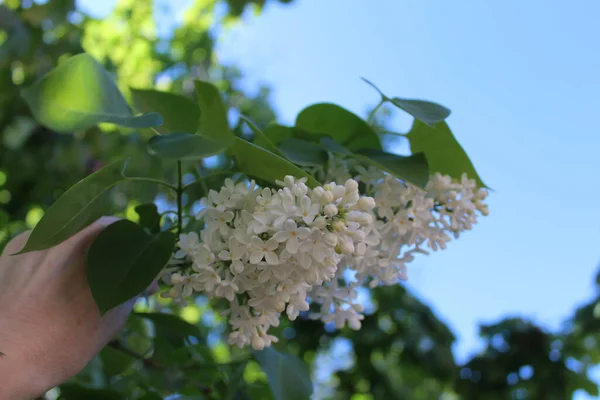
(16, 159), (129, 253)
(262, 124), (293, 144)
(407, 120), (486, 188)
(131, 88), (200, 134)
(320, 137), (352, 155)
(390, 97), (451, 126)
(295, 103), (381, 151)
(134, 203), (160, 234)
(58, 384), (126, 400)
(100, 346), (136, 377)
(278, 138), (328, 166)
(356, 150), (430, 189)
(147, 132), (231, 160)
(231, 138), (320, 188)
(86, 220), (175, 314)
(242, 116), (284, 156)
(22, 53), (162, 133)
(133, 312), (204, 341)
(254, 347), (313, 400)
(361, 78), (450, 126)
(194, 80), (234, 141)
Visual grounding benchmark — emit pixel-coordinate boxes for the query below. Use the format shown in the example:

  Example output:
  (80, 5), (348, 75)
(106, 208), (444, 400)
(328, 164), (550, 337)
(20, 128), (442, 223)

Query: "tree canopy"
(0, 1), (598, 400)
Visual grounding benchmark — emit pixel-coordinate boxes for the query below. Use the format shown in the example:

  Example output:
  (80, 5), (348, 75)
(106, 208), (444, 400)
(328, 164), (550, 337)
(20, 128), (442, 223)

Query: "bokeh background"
(1, 0), (599, 399)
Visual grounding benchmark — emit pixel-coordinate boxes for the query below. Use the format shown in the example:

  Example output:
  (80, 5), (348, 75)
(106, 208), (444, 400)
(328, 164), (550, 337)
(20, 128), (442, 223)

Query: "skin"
(0, 217), (143, 399)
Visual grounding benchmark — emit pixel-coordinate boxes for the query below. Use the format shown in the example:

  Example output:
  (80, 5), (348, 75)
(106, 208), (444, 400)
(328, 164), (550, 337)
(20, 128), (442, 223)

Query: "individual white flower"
(206, 209), (234, 235)
(249, 236), (279, 265)
(297, 195), (320, 224)
(272, 219), (311, 254)
(175, 232), (200, 259)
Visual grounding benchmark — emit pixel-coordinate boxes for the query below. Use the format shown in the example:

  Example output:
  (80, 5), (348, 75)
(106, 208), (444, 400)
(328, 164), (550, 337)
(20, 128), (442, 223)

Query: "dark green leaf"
(390, 97), (451, 126)
(134, 203), (160, 234)
(194, 80), (234, 141)
(295, 103), (381, 151)
(16, 159), (129, 253)
(137, 394), (163, 400)
(86, 220), (175, 314)
(407, 121), (486, 188)
(254, 347), (313, 400)
(58, 384), (126, 400)
(320, 137), (351, 155)
(278, 138), (328, 166)
(147, 132), (231, 160)
(231, 137), (320, 188)
(22, 53), (162, 133)
(259, 124), (293, 146)
(100, 346), (136, 377)
(133, 312), (204, 341)
(242, 116), (284, 156)
(131, 88), (200, 134)
(356, 150), (430, 189)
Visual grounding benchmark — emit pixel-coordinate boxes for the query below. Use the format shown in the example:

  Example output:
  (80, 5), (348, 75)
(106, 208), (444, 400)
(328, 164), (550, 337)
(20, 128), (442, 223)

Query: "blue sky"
(79, 0), (600, 389)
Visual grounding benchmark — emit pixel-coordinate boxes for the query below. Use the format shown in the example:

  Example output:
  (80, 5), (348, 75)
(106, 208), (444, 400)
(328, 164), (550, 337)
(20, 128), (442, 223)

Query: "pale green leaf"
(22, 53), (162, 132)
(131, 88), (200, 134)
(407, 120), (486, 188)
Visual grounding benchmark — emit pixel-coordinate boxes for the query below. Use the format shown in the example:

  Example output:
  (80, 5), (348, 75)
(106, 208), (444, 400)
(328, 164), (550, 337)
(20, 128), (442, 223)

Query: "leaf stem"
(378, 130), (408, 137)
(367, 99), (386, 126)
(125, 177), (178, 192)
(176, 161), (184, 237)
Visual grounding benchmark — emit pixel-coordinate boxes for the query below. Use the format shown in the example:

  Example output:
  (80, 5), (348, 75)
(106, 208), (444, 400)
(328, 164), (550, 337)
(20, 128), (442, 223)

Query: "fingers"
(58, 216), (121, 255)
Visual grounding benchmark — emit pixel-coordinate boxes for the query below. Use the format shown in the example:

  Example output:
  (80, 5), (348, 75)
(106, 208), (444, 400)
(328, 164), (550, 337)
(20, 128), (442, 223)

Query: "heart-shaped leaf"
(87, 219), (175, 314)
(357, 149), (430, 189)
(22, 53), (162, 132)
(231, 137), (320, 188)
(278, 138), (328, 166)
(147, 132), (231, 160)
(131, 88), (200, 134)
(407, 120), (486, 188)
(295, 103), (381, 151)
(254, 347), (313, 400)
(390, 97), (451, 126)
(361, 77), (451, 126)
(16, 159), (129, 253)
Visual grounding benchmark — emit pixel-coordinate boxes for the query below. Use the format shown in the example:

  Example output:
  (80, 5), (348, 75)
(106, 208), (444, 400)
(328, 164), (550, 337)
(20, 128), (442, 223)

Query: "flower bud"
(346, 211), (372, 225)
(357, 196), (376, 211)
(340, 239), (355, 254)
(332, 220), (346, 232)
(344, 179), (359, 192)
(324, 204), (338, 217)
(252, 333), (265, 350)
(324, 232), (338, 247)
(313, 216), (327, 228)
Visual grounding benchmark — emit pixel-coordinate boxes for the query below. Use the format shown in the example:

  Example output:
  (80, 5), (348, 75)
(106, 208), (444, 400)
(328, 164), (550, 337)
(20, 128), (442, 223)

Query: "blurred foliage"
(1, 1), (600, 399)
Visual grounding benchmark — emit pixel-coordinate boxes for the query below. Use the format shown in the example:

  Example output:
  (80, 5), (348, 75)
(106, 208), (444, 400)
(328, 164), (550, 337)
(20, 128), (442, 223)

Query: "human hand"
(0, 217), (142, 399)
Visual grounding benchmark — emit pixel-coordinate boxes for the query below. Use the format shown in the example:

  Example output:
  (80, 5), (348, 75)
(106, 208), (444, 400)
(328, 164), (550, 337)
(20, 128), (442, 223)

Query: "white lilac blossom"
(162, 175), (375, 350)
(162, 162), (489, 350)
